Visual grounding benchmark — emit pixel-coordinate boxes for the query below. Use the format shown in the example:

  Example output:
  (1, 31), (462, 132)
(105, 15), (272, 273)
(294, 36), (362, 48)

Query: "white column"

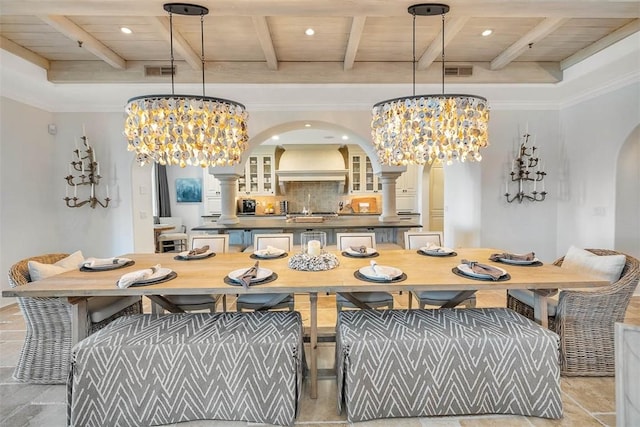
(378, 171), (402, 222)
(215, 174), (240, 224)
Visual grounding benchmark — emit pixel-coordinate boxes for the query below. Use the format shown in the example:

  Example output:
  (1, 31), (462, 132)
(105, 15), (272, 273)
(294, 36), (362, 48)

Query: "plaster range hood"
(276, 144), (348, 189)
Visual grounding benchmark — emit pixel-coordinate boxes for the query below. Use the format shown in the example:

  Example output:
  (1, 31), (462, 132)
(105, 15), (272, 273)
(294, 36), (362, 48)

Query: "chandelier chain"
(169, 10), (175, 95)
(412, 11), (416, 97)
(441, 13), (445, 95)
(200, 13), (205, 96)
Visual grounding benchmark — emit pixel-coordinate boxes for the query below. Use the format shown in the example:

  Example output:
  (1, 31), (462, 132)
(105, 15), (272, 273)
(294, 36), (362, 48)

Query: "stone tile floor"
(1, 291), (638, 426)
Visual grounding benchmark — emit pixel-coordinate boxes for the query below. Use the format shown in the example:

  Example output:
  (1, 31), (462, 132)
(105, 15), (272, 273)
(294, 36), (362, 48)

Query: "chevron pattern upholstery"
(336, 308), (562, 422)
(67, 312), (304, 427)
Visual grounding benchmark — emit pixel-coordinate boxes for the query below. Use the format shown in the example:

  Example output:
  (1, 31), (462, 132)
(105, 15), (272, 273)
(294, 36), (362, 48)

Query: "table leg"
(337, 292), (371, 310)
(440, 290), (477, 309)
(309, 292), (318, 399)
(533, 291), (549, 328)
(147, 295), (186, 313)
(70, 298), (89, 345)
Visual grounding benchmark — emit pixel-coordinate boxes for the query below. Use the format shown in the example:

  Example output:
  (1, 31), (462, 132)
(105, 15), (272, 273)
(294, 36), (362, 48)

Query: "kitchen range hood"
(276, 145), (348, 183)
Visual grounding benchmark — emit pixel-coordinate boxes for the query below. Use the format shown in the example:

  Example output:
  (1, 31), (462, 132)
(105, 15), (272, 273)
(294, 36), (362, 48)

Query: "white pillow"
(28, 250), (84, 281)
(562, 246), (625, 283)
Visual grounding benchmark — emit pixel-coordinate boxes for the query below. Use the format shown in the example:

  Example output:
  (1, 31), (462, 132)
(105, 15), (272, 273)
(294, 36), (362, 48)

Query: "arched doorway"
(615, 124), (640, 259)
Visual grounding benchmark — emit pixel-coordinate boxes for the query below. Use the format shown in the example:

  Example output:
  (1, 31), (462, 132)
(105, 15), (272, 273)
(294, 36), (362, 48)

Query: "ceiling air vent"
(144, 65), (175, 77)
(444, 66), (473, 77)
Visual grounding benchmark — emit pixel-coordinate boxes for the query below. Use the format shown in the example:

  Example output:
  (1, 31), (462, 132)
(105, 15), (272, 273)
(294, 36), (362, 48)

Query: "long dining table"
(2, 248), (608, 399)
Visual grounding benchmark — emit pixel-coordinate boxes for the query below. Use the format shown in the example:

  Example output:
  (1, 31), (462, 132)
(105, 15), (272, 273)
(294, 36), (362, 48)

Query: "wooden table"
(153, 224), (174, 253)
(2, 248), (608, 399)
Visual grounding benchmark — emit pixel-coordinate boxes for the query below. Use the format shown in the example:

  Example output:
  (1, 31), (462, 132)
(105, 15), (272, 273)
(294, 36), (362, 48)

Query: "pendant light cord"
(200, 13), (205, 96)
(441, 12), (445, 95)
(169, 11), (175, 95)
(412, 11), (416, 97)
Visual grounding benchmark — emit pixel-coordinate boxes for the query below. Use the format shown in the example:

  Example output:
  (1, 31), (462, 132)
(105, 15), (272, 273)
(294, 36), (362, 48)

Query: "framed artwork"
(175, 178), (202, 203)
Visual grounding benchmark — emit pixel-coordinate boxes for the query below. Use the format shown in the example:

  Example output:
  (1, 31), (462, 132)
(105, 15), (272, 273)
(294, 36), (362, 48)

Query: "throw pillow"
(28, 250), (84, 282)
(562, 246), (626, 283)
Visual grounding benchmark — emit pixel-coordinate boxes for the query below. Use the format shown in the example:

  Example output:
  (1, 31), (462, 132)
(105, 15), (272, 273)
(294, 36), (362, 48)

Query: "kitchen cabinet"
(203, 169), (222, 214)
(238, 150), (275, 196)
(349, 148), (382, 194)
(396, 164), (419, 213)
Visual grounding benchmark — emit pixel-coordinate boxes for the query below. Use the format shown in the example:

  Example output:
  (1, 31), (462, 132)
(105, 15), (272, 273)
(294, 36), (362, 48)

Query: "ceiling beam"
(147, 16), (202, 71)
(344, 16), (366, 71)
(561, 18), (640, 70)
(0, 36), (50, 70)
(252, 16), (278, 71)
(417, 17), (469, 70)
(490, 17), (569, 70)
(38, 15), (126, 69)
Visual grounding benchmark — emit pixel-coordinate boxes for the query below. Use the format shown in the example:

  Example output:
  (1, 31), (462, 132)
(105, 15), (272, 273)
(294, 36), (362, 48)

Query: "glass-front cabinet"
(238, 150), (275, 195)
(349, 147), (381, 194)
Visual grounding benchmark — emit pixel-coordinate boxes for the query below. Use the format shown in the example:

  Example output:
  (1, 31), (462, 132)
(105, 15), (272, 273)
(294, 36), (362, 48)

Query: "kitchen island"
(193, 215), (422, 247)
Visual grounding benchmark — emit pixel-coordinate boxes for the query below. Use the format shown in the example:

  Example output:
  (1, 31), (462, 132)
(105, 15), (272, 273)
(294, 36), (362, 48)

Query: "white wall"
(615, 125), (640, 259)
(557, 82), (640, 254)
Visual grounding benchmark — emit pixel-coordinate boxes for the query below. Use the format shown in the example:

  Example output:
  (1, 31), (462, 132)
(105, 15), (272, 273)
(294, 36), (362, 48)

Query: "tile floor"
(1, 292), (639, 426)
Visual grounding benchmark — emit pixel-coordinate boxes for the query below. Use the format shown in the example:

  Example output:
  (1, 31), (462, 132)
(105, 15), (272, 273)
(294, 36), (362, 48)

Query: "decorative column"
(215, 174), (240, 224)
(378, 171), (403, 222)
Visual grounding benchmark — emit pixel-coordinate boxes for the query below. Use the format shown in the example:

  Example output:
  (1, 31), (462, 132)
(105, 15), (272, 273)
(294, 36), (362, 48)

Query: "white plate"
(358, 265), (403, 281)
(498, 257), (539, 265)
(135, 267), (173, 284)
(457, 263), (506, 279)
(228, 267), (273, 283)
(254, 248), (285, 258)
(178, 250), (214, 259)
(345, 247), (377, 256)
(83, 258), (132, 270)
(420, 247), (454, 255)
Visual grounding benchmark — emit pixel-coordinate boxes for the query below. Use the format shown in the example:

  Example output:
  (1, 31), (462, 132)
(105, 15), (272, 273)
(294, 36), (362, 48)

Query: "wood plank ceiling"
(0, 0), (638, 84)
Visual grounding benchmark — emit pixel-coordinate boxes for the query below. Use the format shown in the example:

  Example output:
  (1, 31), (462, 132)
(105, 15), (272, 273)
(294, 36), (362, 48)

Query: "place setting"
(80, 256), (135, 272)
(489, 251), (543, 267)
(224, 261), (278, 288)
(174, 245), (215, 261)
(250, 245), (288, 260)
(417, 242), (457, 257)
(452, 259), (510, 282)
(116, 264), (177, 288)
(342, 245), (379, 258)
(354, 260), (406, 283)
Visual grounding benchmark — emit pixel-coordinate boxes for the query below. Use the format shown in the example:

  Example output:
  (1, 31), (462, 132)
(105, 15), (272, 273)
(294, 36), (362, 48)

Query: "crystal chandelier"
(124, 3), (248, 168)
(371, 3), (489, 166)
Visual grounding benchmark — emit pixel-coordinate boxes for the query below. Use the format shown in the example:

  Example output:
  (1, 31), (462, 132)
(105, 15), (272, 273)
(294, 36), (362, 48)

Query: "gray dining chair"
(236, 234), (295, 312)
(404, 231), (476, 309)
(157, 216), (188, 252)
(335, 233), (394, 312)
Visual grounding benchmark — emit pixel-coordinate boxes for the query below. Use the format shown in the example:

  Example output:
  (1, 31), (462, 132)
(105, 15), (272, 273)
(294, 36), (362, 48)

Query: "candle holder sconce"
(64, 133), (110, 208)
(505, 131), (547, 203)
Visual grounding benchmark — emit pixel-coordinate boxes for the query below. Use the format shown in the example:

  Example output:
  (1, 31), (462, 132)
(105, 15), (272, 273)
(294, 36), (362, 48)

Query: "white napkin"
(369, 260), (392, 280)
(83, 257), (131, 268)
(264, 245), (283, 255)
(421, 242), (450, 253)
(117, 264), (161, 288)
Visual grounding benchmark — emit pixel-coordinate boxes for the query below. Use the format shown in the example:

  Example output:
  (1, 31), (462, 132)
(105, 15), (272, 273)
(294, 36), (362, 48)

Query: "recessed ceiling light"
(481, 29), (493, 37)
(271, 135), (280, 140)
(305, 28), (315, 36)
(120, 27), (133, 34)
(304, 123), (311, 127)
(341, 135), (349, 140)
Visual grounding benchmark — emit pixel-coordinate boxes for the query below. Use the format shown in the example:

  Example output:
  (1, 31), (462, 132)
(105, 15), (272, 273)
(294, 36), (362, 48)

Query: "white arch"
(615, 124), (640, 259)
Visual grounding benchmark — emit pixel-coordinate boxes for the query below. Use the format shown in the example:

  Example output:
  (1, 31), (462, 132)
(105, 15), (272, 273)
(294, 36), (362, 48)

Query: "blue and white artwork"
(176, 178), (202, 203)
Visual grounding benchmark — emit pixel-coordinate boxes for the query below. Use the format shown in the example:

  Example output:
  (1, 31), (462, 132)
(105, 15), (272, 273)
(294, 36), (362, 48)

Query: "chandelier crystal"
(371, 4), (490, 166)
(124, 3), (248, 168)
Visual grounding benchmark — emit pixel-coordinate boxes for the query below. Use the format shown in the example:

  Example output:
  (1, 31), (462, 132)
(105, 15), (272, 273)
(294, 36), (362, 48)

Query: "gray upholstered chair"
(507, 249), (640, 376)
(8, 253), (143, 384)
(335, 233), (394, 312)
(159, 234), (229, 313)
(157, 216), (188, 252)
(404, 231), (476, 309)
(236, 234), (295, 312)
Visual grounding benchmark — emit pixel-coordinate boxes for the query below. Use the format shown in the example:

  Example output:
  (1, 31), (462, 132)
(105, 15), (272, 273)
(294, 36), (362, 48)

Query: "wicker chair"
(8, 253), (143, 384)
(507, 249), (640, 376)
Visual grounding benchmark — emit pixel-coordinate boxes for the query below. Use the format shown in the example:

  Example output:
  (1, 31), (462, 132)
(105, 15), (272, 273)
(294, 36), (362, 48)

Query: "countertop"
(192, 215), (421, 231)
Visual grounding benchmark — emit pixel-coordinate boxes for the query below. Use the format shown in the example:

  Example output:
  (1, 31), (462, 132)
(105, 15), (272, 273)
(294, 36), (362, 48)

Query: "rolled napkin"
(461, 259), (504, 281)
(188, 245), (210, 256)
(82, 257), (131, 268)
(489, 251), (535, 262)
(117, 264), (161, 288)
(369, 260), (392, 280)
(350, 245), (367, 254)
(239, 261), (259, 289)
